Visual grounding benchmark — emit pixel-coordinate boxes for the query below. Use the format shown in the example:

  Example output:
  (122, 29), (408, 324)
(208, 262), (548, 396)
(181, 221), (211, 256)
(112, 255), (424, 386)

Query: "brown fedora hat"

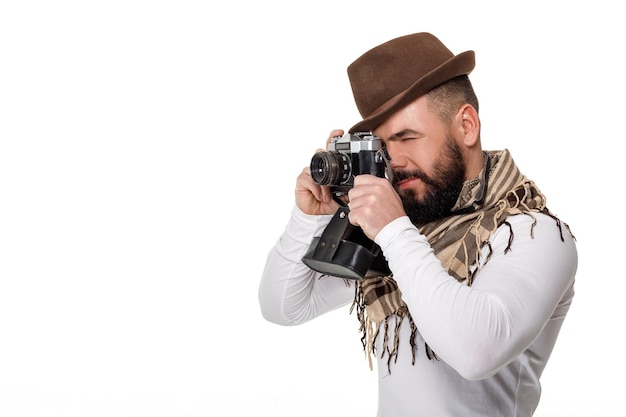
(348, 32), (475, 133)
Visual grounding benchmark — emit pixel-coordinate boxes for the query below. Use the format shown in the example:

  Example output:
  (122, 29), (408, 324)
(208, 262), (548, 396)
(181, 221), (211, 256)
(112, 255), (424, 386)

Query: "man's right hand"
(294, 129), (344, 215)
(295, 167), (340, 215)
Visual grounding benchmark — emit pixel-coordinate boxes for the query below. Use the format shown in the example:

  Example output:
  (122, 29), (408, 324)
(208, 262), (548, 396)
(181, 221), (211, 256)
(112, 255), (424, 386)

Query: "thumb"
(321, 189), (332, 203)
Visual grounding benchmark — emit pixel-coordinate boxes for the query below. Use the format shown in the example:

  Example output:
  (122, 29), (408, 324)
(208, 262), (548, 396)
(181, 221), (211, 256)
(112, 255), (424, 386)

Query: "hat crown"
(348, 33), (454, 118)
(347, 32), (475, 133)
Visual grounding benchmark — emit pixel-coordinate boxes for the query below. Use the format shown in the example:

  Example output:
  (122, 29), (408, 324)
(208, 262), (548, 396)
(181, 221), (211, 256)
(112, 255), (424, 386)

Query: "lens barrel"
(310, 151), (351, 186)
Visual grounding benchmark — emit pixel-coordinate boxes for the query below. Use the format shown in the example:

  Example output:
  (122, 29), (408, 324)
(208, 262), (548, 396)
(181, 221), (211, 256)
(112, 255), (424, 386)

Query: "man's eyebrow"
(387, 129), (421, 141)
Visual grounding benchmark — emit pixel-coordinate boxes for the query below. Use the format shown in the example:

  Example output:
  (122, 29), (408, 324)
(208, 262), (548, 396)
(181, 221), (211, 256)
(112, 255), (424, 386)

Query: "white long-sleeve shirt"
(259, 206), (577, 417)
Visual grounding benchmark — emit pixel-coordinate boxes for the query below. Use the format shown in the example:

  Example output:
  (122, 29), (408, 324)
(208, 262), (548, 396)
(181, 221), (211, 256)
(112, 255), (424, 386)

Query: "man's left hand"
(347, 175), (406, 240)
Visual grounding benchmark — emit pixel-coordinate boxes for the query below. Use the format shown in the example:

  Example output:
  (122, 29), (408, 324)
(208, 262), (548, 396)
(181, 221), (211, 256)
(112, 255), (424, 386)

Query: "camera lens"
(310, 151), (351, 186)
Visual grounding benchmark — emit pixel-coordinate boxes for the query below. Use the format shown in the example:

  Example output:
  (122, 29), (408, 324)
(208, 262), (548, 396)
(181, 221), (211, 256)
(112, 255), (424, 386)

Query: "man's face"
(374, 96), (466, 224)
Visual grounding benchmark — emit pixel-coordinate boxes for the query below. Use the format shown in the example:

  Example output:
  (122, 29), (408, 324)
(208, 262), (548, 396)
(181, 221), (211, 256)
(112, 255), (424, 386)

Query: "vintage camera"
(302, 132), (391, 281)
(310, 132), (390, 195)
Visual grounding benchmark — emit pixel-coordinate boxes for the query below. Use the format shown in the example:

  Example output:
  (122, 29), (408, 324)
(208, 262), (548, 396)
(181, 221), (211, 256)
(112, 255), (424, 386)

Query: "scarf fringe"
(351, 300), (421, 372)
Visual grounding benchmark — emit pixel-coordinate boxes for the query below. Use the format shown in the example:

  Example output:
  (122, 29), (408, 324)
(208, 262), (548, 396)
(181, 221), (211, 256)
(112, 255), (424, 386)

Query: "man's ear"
(457, 104), (479, 147)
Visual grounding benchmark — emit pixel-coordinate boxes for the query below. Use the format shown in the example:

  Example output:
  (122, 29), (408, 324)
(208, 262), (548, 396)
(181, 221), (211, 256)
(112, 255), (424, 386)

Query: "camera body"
(302, 132), (392, 280)
(310, 132), (390, 194)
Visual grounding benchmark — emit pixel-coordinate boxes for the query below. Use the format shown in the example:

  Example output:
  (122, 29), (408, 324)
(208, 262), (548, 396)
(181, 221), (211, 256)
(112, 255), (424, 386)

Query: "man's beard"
(392, 137), (466, 225)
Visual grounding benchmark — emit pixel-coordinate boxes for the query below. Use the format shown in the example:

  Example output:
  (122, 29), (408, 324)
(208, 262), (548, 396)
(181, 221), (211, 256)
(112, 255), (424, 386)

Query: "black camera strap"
(301, 206), (390, 280)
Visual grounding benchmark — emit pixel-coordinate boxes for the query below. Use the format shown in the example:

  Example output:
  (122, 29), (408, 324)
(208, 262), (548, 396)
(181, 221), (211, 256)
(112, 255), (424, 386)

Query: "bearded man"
(259, 32), (577, 417)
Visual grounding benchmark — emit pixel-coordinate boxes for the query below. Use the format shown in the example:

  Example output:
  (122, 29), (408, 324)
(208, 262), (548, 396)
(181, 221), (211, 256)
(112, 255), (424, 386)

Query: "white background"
(0, 1), (622, 416)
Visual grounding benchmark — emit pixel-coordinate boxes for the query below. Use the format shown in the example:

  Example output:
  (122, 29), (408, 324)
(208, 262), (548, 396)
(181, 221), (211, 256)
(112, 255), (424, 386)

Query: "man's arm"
(259, 206), (355, 325)
(375, 213), (577, 380)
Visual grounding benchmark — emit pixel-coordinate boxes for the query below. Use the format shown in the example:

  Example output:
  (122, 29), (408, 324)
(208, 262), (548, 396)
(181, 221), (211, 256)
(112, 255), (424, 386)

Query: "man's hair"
(426, 75), (479, 124)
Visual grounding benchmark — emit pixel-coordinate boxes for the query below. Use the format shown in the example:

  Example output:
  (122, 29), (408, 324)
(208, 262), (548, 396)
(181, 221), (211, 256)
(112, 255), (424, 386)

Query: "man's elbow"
(451, 348), (510, 381)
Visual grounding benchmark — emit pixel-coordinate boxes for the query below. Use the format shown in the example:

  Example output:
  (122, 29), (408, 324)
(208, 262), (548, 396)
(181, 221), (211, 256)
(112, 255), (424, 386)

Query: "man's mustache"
(392, 169), (438, 189)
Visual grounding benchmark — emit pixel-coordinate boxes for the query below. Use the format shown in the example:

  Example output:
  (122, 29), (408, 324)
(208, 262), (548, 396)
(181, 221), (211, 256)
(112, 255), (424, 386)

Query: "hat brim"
(349, 50), (475, 133)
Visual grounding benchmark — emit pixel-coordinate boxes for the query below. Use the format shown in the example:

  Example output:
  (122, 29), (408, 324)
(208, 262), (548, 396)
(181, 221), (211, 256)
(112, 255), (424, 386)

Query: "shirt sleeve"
(374, 213), (577, 380)
(258, 206), (356, 325)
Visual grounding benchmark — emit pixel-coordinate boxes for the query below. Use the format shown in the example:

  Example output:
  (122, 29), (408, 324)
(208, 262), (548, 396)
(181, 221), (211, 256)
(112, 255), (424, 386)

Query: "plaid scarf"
(351, 149), (572, 371)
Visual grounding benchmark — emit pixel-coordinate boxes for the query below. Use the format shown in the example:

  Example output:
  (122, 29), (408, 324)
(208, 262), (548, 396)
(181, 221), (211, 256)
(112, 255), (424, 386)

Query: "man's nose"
(388, 148), (407, 170)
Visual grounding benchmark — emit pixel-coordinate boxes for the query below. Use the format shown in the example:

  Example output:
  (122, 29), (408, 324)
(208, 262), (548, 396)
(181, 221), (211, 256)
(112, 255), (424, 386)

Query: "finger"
(321, 187), (333, 203)
(353, 173), (379, 185)
(347, 206), (360, 227)
(326, 129), (344, 147)
(309, 185), (324, 202)
(305, 180), (332, 204)
(301, 164), (332, 201)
